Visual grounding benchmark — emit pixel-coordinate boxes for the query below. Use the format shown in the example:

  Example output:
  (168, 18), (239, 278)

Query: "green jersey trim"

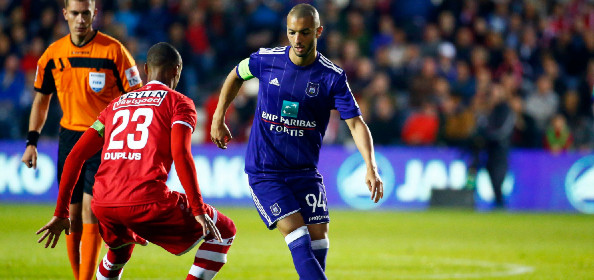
(91, 120), (105, 138)
(237, 58), (254, 80)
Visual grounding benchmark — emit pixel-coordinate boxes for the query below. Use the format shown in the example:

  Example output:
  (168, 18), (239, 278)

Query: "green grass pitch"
(0, 204), (593, 279)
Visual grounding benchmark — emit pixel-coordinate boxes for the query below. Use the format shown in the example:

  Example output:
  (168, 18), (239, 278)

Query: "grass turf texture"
(0, 204), (592, 279)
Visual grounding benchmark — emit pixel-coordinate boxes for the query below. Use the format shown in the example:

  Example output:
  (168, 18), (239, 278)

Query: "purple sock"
(285, 226), (327, 280)
(311, 239), (329, 271)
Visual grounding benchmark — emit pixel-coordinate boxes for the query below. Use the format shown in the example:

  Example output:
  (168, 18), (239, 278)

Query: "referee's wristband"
(26, 131), (40, 147)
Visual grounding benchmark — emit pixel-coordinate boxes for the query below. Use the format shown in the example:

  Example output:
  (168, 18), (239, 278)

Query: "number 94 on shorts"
(247, 173), (330, 230)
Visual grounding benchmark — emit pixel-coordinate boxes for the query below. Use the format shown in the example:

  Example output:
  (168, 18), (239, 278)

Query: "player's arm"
(36, 126), (104, 248)
(211, 66), (245, 149)
(21, 92), (52, 168)
(345, 116), (384, 203)
(23, 50), (56, 169)
(171, 124), (222, 242)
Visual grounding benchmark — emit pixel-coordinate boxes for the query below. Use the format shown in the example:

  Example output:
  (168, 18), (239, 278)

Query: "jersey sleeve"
(172, 95), (197, 132)
(331, 73), (361, 120)
(115, 43), (142, 92)
(236, 51), (261, 80)
(33, 50), (57, 95)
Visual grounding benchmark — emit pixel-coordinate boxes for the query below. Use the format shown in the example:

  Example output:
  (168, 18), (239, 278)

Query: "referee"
(21, 1), (142, 279)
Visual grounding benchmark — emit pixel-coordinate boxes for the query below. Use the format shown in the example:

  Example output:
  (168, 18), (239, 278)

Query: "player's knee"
(223, 218), (237, 239)
(217, 212), (237, 239)
(109, 244), (135, 263)
(228, 219), (237, 237)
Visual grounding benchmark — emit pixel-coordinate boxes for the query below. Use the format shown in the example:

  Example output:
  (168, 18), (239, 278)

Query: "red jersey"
(91, 80), (197, 207)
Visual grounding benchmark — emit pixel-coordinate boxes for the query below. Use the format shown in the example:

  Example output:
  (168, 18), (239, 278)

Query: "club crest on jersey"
(305, 82), (320, 97)
(281, 100), (299, 118)
(89, 72), (105, 93)
(270, 203), (281, 216)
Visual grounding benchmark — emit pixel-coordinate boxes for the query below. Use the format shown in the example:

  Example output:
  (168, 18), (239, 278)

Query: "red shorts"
(92, 191), (216, 255)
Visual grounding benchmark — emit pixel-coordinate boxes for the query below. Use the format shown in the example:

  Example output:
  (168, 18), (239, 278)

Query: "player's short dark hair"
(146, 42), (182, 70)
(288, 4), (320, 27)
(64, 0), (95, 8)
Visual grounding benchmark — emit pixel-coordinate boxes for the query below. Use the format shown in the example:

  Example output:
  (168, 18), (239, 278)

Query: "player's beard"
(293, 41), (315, 58)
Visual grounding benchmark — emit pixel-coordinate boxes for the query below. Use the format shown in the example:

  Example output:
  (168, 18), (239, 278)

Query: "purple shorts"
(248, 173), (330, 229)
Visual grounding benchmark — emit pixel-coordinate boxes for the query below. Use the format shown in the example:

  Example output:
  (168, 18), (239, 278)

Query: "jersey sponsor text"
(261, 111), (316, 137)
(113, 90), (168, 109)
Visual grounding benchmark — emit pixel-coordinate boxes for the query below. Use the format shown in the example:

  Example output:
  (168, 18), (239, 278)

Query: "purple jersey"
(236, 46), (361, 176)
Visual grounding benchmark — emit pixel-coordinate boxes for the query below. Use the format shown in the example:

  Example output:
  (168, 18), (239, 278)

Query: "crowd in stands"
(1, 0), (593, 153)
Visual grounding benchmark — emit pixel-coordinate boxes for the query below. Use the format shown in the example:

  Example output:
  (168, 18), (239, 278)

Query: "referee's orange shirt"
(34, 31), (142, 131)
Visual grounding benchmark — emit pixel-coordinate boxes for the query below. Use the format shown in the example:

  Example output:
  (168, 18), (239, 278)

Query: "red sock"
(65, 231), (82, 280)
(97, 244), (134, 279)
(187, 211), (236, 280)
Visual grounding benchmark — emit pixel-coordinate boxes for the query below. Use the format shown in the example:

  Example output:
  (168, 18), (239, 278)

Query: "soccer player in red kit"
(36, 42), (236, 280)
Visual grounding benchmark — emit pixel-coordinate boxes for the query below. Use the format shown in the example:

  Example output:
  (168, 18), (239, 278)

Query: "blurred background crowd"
(1, 0), (594, 153)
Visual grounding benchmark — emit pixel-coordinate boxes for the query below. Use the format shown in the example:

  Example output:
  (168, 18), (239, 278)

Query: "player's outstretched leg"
(187, 210), (236, 280)
(96, 244), (134, 280)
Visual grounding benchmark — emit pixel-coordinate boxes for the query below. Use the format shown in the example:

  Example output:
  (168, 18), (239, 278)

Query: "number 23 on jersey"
(104, 108), (154, 160)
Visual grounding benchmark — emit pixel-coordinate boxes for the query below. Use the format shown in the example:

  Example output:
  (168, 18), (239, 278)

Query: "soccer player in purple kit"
(211, 3), (383, 279)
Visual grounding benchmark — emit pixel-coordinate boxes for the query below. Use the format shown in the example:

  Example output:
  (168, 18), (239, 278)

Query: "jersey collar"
(147, 80), (167, 86)
(286, 46), (320, 70)
(70, 30), (98, 48)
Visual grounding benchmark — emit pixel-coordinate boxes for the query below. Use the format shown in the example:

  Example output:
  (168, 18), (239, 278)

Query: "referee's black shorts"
(57, 127), (102, 204)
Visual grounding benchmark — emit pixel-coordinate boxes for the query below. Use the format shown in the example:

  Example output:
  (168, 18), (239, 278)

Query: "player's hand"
(21, 145), (38, 169)
(195, 214), (223, 243)
(36, 216), (71, 248)
(210, 119), (232, 149)
(366, 167), (384, 203)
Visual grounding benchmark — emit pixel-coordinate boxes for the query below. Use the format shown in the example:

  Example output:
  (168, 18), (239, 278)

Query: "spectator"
(114, 0), (140, 37)
(420, 23), (442, 57)
(440, 94), (475, 147)
(351, 57), (375, 95)
(20, 37), (44, 74)
(0, 54), (25, 139)
(340, 39), (361, 79)
(561, 90), (594, 151)
(438, 10), (456, 42)
(494, 48), (523, 86)
(509, 94), (540, 148)
(544, 114), (573, 154)
(370, 15), (395, 55)
(504, 13), (523, 49)
(479, 84), (515, 209)
(524, 75), (559, 133)
(35, 7), (58, 44)
(0, 32), (12, 67)
(137, 0), (171, 44)
(401, 102), (439, 146)
(518, 26), (541, 79)
(169, 22), (193, 95)
(368, 94), (401, 146)
(409, 57), (438, 108)
(470, 46), (490, 73)
(540, 54), (567, 97)
(437, 42), (457, 83)
(455, 27), (474, 63)
(452, 60), (476, 103)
